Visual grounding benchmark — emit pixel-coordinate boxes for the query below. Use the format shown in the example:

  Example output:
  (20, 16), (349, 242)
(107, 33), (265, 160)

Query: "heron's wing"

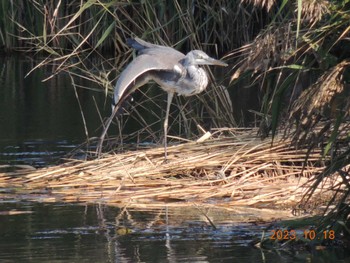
(127, 38), (184, 57)
(114, 50), (185, 106)
(127, 37), (162, 50)
(96, 50), (186, 156)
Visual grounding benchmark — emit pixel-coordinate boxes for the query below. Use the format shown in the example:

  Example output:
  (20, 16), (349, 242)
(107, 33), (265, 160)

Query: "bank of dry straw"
(0, 128), (339, 208)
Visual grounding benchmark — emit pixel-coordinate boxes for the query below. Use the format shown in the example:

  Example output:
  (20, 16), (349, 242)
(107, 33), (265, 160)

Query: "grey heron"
(97, 37), (228, 159)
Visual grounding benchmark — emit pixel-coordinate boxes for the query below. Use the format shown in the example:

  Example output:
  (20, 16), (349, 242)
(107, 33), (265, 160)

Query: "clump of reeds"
(0, 129), (346, 210)
(223, 0), (350, 224)
(241, 0), (276, 12)
(289, 60), (350, 145)
(230, 23), (297, 81)
(297, 0), (330, 24)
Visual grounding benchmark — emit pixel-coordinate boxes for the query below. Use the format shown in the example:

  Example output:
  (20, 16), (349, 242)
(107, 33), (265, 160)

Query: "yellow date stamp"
(269, 229), (336, 240)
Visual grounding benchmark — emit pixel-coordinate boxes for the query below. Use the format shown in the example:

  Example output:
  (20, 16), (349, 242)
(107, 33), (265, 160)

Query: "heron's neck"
(186, 64), (209, 93)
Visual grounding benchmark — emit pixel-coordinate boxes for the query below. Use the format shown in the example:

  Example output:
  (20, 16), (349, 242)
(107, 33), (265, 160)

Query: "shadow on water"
(0, 202), (349, 263)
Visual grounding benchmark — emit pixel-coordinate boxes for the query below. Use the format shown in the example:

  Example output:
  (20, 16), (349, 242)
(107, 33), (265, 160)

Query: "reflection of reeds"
(0, 128), (345, 209)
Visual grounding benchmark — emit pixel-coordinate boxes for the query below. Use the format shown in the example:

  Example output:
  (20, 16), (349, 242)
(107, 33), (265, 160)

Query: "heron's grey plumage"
(113, 43), (185, 105)
(97, 37), (227, 159)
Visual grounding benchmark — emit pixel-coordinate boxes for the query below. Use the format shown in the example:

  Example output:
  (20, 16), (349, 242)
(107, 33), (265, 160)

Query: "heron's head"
(184, 50), (228, 67)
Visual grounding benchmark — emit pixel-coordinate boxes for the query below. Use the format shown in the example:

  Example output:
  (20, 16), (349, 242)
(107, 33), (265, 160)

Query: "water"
(1, 57), (349, 262)
(0, 55), (110, 167)
(1, 202), (348, 263)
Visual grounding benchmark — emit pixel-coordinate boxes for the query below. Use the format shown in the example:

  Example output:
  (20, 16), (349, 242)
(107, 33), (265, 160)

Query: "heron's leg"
(164, 92), (174, 160)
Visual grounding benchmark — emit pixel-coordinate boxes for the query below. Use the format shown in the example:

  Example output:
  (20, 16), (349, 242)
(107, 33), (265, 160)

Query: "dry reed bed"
(0, 131), (332, 207)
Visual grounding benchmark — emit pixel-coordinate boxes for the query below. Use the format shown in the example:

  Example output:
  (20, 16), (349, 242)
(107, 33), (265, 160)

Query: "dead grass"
(0, 128), (342, 209)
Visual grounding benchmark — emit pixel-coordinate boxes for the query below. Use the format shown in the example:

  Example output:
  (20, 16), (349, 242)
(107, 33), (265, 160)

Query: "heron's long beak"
(204, 57), (228, 67)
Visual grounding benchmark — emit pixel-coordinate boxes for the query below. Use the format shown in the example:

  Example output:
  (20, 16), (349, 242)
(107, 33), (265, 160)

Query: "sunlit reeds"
(1, 128), (344, 209)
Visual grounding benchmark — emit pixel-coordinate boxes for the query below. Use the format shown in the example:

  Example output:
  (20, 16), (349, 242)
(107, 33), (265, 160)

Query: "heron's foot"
(162, 157), (169, 164)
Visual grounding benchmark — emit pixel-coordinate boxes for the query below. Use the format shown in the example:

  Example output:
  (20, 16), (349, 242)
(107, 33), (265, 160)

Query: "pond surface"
(0, 56), (349, 262)
(0, 55), (111, 167)
(1, 202), (348, 263)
